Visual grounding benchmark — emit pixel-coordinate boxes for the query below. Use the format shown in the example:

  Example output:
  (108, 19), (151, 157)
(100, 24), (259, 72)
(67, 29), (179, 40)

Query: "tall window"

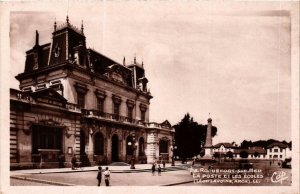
(139, 104), (147, 122)
(112, 95), (121, 116)
(126, 100), (134, 120)
(128, 107), (133, 119)
(114, 103), (120, 115)
(77, 92), (85, 109)
(95, 89), (106, 113)
(97, 98), (104, 112)
(141, 110), (146, 121)
(74, 83), (88, 109)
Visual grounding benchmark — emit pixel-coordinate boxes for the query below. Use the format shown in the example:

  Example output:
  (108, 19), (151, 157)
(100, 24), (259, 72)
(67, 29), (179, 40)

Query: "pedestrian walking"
(71, 155), (77, 170)
(158, 165), (162, 176)
(104, 167), (110, 186)
(151, 163), (156, 176)
(269, 161), (272, 166)
(97, 166), (102, 186)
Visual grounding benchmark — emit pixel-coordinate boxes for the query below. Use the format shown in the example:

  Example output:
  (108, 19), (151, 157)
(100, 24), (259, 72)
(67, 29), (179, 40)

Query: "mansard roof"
(16, 17), (152, 96)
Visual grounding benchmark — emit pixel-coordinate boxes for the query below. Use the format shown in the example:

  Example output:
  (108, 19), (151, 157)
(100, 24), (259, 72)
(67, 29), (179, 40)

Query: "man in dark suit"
(97, 166), (102, 186)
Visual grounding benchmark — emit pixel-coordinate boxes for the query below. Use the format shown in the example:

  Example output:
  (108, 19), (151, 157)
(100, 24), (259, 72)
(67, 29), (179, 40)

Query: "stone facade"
(10, 17), (174, 169)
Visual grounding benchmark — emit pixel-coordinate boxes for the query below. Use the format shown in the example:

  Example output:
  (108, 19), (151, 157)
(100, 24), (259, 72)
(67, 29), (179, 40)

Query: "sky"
(9, 1), (292, 145)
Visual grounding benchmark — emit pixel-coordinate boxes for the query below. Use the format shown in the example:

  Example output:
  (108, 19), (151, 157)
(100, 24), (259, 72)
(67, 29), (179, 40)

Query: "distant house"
(234, 147), (267, 159)
(212, 143), (237, 157)
(210, 142), (290, 161)
(267, 142), (289, 160)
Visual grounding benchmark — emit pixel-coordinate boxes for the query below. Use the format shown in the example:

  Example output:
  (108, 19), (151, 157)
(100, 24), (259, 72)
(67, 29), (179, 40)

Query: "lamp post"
(128, 135), (138, 169)
(170, 141), (177, 166)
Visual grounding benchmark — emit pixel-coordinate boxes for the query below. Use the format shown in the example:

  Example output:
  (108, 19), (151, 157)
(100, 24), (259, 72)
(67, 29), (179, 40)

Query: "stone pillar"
(122, 138), (126, 162)
(145, 131), (156, 163)
(106, 137), (112, 164)
(203, 118), (213, 158)
(119, 138), (123, 162)
(87, 130), (94, 162)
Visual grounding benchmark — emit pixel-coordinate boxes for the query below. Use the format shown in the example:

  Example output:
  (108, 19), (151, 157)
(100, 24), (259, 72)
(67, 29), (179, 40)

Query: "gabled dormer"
(24, 31), (51, 73)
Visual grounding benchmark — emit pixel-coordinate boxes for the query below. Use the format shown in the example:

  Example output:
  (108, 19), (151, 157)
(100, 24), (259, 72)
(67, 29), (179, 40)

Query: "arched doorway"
(80, 130), (86, 155)
(111, 134), (119, 162)
(159, 139), (169, 161)
(94, 132), (104, 155)
(159, 139), (168, 154)
(139, 137), (145, 156)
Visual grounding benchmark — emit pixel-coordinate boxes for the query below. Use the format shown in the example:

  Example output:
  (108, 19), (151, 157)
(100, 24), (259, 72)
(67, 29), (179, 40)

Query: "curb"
(161, 180), (194, 186)
(10, 175), (75, 186)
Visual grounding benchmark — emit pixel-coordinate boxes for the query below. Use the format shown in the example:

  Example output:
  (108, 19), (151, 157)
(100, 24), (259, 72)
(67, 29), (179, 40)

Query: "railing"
(66, 102), (81, 112)
(10, 89), (33, 102)
(82, 109), (148, 126)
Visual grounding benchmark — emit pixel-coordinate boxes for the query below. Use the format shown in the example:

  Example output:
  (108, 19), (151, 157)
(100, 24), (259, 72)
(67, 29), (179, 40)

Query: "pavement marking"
(10, 175), (75, 186)
(11, 166), (188, 175)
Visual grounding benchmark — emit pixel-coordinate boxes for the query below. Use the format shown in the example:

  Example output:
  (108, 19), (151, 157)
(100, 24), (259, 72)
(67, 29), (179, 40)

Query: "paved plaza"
(10, 160), (291, 186)
(11, 162), (194, 186)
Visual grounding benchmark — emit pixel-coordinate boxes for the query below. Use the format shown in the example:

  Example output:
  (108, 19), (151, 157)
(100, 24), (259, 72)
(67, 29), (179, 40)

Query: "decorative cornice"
(112, 94), (122, 104)
(126, 99), (135, 108)
(94, 89), (106, 99)
(139, 103), (147, 111)
(74, 82), (88, 94)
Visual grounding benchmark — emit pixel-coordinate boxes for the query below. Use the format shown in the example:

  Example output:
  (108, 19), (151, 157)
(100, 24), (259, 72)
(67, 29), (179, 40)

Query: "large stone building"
(10, 17), (174, 169)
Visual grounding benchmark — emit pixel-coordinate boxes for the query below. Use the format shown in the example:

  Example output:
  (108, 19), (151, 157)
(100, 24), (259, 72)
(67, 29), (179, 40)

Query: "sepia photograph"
(0, 1), (299, 194)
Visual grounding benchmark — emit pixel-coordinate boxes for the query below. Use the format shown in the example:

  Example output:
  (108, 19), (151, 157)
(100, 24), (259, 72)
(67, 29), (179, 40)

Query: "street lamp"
(170, 141), (177, 166)
(128, 135), (138, 169)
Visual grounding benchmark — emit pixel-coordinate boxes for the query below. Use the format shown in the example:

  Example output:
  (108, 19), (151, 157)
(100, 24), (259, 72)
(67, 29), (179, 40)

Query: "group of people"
(97, 166), (111, 186)
(151, 160), (166, 176)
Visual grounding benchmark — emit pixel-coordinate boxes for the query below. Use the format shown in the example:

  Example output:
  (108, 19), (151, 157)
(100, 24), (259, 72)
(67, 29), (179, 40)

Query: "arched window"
(94, 132), (104, 155)
(139, 137), (145, 156)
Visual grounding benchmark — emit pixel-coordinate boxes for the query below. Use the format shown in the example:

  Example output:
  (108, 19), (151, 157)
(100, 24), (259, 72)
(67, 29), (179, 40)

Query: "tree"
(213, 152), (220, 159)
(240, 151), (249, 159)
(226, 151), (233, 159)
(240, 140), (252, 149)
(174, 113), (218, 161)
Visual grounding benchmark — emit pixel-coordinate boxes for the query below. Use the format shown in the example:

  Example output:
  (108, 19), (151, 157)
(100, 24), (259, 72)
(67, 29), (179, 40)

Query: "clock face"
(54, 44), (61, 57)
